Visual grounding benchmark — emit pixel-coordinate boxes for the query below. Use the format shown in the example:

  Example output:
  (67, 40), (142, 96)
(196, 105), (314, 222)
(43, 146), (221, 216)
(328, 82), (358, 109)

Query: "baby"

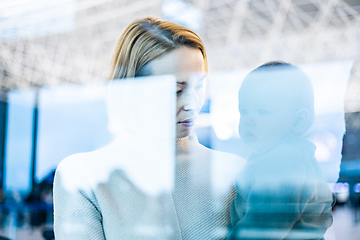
(228, 61), (335, 240)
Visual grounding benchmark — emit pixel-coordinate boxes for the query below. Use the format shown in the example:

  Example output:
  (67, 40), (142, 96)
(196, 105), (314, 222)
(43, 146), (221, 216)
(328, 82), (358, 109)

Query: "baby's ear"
(293, 109), (310, 135)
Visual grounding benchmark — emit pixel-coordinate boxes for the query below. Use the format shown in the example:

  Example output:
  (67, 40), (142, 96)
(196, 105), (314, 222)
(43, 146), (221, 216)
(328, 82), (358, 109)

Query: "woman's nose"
(181, 89), (202, 111)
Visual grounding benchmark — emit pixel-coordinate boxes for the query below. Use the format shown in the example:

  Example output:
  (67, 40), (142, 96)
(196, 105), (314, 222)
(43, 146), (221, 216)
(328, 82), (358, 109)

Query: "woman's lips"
(177, 118), (195, 127)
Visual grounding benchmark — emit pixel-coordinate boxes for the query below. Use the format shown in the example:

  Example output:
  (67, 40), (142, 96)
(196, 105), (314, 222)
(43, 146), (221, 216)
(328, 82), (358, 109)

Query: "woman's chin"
(176, 128), (193, 139)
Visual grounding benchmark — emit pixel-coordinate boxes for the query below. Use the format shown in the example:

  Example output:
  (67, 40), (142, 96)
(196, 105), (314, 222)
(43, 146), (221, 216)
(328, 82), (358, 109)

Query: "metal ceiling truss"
(0, 0), (358, 95)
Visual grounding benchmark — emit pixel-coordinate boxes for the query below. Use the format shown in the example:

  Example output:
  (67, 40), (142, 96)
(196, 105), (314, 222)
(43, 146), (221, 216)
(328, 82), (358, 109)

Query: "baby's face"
(238, 78), (297, 151)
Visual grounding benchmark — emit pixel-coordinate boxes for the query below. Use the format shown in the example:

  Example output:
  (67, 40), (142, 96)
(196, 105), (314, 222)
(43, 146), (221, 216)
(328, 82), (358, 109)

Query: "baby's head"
(238, 61), (314, 151)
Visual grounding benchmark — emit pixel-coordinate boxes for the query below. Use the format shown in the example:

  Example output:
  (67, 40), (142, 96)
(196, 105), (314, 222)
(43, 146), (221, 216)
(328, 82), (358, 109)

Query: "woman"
(53, 17), (245, 239)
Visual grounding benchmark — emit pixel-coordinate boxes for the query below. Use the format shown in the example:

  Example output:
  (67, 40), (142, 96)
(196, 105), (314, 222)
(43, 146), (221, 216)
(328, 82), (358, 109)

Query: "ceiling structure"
(0, 0), (359, 111)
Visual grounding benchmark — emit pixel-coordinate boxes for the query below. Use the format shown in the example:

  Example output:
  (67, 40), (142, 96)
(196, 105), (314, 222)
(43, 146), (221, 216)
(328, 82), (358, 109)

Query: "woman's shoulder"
(198, 143), (246, 166)
(195, 144), (247, 188)
(203, 148), (246, 194)
(56, 147), (107, 174)
(54, 140), (125, 189)
(54, 150), (105, 192)
(55, 137), (130, 176)
(55, 138), (175, 196)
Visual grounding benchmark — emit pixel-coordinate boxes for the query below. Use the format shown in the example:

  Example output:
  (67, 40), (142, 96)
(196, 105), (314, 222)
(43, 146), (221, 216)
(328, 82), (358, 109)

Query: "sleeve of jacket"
(53, 156), (106, 240)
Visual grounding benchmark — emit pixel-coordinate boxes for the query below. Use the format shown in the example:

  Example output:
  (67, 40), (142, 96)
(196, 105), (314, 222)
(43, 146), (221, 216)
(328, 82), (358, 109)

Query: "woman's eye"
(258, 109), (268, 115)
(177, 90), (182, 96)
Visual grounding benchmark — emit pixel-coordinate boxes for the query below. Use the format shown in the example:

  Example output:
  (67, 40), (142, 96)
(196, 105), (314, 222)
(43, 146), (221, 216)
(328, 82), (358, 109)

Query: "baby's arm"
(228, 148), (308, 240)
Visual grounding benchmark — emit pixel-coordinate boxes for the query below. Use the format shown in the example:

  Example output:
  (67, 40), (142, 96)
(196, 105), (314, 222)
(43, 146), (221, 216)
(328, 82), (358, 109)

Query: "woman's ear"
(293, 109), (310, 135)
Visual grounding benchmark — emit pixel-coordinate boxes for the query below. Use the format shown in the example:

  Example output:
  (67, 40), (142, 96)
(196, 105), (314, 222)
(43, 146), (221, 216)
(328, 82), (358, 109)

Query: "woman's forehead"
(148, 46), (205, 78)
(177, 73), (206, 85)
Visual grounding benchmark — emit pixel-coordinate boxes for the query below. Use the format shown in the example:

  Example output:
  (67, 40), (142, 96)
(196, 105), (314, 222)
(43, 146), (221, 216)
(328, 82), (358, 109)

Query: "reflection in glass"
(227, 62), (341, 239)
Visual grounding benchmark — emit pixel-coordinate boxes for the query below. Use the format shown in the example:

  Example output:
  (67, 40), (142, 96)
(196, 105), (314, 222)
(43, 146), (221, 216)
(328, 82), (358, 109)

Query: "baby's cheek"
(238, 120), (244, 132)
(238, 126), (247, 140)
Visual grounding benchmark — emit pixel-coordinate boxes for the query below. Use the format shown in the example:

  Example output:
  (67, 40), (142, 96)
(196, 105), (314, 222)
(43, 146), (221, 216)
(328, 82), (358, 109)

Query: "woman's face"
(147, 46), (206, 138)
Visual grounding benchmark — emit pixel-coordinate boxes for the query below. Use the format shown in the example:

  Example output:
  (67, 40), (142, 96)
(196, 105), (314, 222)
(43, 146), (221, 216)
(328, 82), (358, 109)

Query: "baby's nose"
(244, 116), (256, 127)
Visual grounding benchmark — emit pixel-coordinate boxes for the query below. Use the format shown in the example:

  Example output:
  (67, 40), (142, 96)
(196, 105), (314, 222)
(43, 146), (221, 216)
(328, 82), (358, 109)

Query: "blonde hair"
(109, 17), (207, 80)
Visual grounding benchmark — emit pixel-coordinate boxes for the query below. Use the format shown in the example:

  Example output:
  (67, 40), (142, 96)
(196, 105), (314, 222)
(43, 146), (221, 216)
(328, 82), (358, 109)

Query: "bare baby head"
(238, 61), (314, 151)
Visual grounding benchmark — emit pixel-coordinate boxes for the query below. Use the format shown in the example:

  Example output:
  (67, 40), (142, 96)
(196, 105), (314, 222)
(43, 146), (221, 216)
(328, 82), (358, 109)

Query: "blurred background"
(0, 0), (360, 239)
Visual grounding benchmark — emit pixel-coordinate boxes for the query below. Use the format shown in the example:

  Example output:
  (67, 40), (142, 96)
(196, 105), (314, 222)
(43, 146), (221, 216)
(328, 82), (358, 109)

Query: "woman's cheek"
(176, 98), (183, 115)
(196, 88), (206, 104)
